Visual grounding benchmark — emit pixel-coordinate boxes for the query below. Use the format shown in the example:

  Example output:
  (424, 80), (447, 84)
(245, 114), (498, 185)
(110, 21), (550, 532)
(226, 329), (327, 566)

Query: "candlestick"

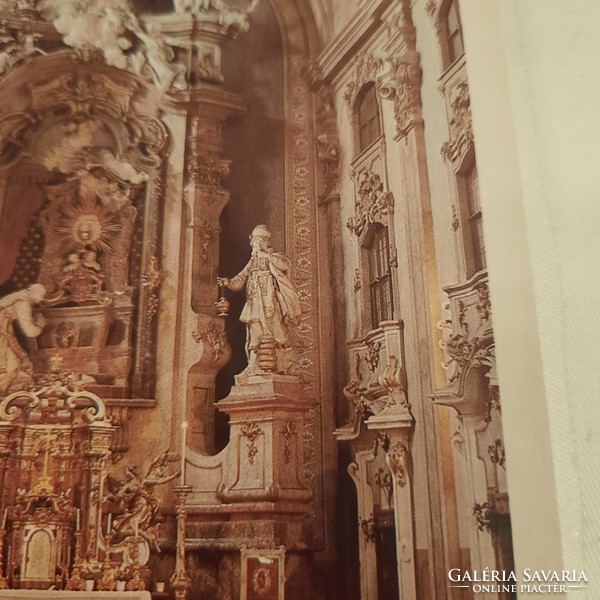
(180, 421), (188, 486)
(171, 486), (192, 600)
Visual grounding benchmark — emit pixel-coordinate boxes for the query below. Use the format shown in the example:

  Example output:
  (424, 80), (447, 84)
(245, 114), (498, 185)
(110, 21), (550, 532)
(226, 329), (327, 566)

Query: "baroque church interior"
(0, 0), (517, 599)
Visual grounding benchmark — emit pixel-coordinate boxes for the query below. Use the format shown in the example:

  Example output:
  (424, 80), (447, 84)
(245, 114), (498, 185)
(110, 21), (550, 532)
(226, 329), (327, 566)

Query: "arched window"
(366, 224), (394, 328)
(443, 0), (464, 67)
(458, 162), (486, 275)
(355, 83), (381, 154)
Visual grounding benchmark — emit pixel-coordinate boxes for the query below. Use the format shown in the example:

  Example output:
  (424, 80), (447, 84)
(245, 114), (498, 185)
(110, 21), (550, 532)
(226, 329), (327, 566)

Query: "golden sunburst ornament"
(55, 194), (121, 254)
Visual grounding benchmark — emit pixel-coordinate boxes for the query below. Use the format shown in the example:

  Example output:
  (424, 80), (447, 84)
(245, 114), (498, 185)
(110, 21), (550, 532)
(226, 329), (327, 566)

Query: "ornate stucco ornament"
(24, 0), (259, 93)
(173, 0), (260, 37)
(383, 55), (423, 139)
(343, 53), (384, 111)
(441, 81), (473, 169)
(347, 170), (394, 237)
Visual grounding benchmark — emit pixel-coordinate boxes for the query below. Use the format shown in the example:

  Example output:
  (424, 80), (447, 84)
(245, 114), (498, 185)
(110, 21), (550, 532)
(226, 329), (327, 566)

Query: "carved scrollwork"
(475, 282), (491, 323)
(343, 53), (384, 112)
(198, 220), (217, 263)
(188, 153), (231, 203)
(174, 0), (260, 38)
(451, 205), (460, 231)
(192, 318), (227, 362)
(365, 340), (382, 372)
(280, 421), (296, 464)
(30, 74), (135, 120)
(0, 391), (38, 422)
(343, 380), (375, 421)
(386, 441), (410, 486)
(485, 385), (501, 423)
(142, 255), (161, 322)
(378, 355), (410, 411)
(441, 334), (494, 384)
(473, 501), (492, 532)
(66, 391), (109, 423)
(359, 514), (376, 543)
(0, 365), (109, 424)
(384, 56), (423, 140)
(441, 81), (473, 170)
(487, 438), (505, 468)
(0, 23), (46, 83)
(316, 138), (340, 202)
(347, 170), (394, 237)
(240, 422), (263, 465)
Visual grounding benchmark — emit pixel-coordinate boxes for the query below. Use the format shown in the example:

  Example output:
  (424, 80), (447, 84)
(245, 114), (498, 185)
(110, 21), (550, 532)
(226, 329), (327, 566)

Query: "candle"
(181, 420), (188, 486)
(1, 509), (7, 530)
(106, 513), (112, 536)
(75, 508), (80, 532)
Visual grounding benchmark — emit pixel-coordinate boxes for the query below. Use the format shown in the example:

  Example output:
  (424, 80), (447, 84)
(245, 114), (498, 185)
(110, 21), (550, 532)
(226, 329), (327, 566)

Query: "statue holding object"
(218, 225), (302, 377)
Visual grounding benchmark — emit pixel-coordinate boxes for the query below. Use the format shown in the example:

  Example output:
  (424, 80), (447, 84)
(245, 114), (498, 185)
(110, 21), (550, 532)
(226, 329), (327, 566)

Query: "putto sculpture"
(218, 225), (301, 376)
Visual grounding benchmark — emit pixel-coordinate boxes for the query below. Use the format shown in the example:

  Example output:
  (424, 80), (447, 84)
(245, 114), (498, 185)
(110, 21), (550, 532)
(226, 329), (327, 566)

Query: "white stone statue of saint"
(0, 283), (46, 395)
(218, 225), (301, 376)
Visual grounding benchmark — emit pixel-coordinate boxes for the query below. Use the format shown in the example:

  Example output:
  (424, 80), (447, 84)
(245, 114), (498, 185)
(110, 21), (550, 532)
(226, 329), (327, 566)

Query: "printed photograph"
(0, 0), (596, 599)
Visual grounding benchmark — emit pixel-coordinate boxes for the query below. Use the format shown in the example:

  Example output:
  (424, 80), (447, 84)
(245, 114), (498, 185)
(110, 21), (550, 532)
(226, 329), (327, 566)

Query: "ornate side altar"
(0, 361), (114, 590)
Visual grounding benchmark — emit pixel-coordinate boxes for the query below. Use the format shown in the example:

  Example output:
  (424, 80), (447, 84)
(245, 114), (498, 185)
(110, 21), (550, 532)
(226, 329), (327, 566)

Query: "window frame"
(365, 223), (395, 329)
(438, 0), (465, 71)
(353, 82), (383, 157)
(456, 150), (486, 277)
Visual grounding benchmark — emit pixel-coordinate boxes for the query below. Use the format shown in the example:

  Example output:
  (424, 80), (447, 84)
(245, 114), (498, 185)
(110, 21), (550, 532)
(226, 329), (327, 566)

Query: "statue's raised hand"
(217, 277), (230, 287)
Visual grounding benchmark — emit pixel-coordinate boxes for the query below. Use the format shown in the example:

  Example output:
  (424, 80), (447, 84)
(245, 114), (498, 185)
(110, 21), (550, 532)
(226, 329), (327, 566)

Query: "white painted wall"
(461, 0), (600, 592)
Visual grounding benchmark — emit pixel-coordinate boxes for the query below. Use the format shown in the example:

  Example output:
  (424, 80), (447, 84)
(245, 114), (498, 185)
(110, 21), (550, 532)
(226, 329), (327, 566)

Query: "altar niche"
(0, 75), (167, 402)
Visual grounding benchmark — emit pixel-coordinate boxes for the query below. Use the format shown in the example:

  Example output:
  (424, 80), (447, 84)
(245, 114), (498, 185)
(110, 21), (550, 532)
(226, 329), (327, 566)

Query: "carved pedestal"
(184, 374), (315, 599)
(216, 374), (313, 508)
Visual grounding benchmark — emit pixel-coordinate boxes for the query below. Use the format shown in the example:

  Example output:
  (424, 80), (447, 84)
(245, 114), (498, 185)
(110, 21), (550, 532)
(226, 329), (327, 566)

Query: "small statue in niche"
(63, 252), (82, 273)
(82, 250), (101, 272)
(0, 283), (46, 395)
(218, 225), (302, 376)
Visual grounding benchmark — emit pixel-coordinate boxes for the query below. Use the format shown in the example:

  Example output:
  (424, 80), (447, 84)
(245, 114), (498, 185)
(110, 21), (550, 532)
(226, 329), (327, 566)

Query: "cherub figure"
(104, 451), (179, 552)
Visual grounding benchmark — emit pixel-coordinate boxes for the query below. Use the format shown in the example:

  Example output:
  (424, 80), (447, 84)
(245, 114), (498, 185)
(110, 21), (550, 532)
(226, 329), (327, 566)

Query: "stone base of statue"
(182, 372), (316, 599)
(215, 372), (313, 506)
